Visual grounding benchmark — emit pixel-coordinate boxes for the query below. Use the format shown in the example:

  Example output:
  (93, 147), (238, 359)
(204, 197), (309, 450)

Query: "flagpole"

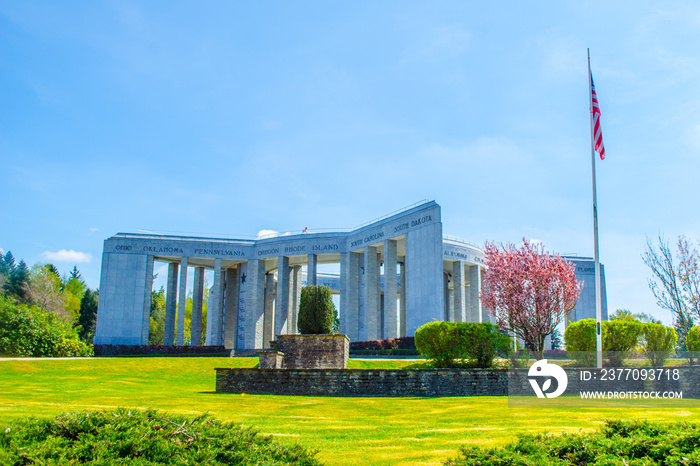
(588, 48), (604, 369)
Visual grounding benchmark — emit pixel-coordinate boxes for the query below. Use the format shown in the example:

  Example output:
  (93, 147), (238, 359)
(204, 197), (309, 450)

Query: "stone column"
(357, 253), (365, 340)
(399, 261), (407, 337)
(452, 261), (466, 323)
(339, 252), (349, 336)
(139, 255), (154, 345)
(176, 257), (188, 346)
(341, 252), (360, 340)
(164, 262), (179, 346)
(191, 266), (204, 346)
(241, 259), (266, 349)
(275, 256), (289, 336)
(480, 267), (490, 323)
(384, 239), (398, 339)
(224, 267), (238, 350)
(364, 246), (380, 340)
(207, 258), (224, 345)
(443, 272), (451, 321)
(405, 221), (444, 335)
(290, 265), (303, 334)
(307, 253), (317, 286)
(263, 272), (276, 348)
(468, 264), (482, 323)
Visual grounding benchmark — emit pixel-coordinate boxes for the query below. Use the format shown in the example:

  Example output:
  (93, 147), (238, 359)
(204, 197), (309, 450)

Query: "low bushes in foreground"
(0, 409), (320, 466)
(446, 419), (700, 466)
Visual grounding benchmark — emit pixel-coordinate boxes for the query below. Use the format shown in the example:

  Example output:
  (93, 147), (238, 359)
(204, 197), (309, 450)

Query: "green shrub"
(414, 321), (510, 368)
(0, 295), (93, 357)
(565, 319), (642, 366)
(642, 323), (677, 367)
(564, 319), (597, 365)
(297, 286), (335, 335)
(415, 321), (461, 367)
(461, 322), (512, 368)
(603, 319), (643, 366)
(445, 419), (700, 465)
(0, 409), (320, 465)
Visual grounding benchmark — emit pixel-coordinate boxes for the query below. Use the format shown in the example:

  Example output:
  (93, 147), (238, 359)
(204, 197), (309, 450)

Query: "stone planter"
(258, 350), (285, 369)
(273, 334), (350, 369)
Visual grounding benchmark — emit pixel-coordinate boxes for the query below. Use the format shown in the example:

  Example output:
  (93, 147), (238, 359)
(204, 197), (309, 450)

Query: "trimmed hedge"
(414, 322), (511, 368)
(350, 337), (416, 351)
(297, 286), (335, 335)
(445, 419), (700, 465)
(642, 323), (677, 366)
(565, 318), (643, 366)
(565, 319), (678, 366)
(349, 349), (420, 356)
(0, 409), (320, 465)
(93, 345), (227, 357)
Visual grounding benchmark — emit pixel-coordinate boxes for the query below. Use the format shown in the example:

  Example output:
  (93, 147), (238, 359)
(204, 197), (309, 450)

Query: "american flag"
(590, 74), (605, 160)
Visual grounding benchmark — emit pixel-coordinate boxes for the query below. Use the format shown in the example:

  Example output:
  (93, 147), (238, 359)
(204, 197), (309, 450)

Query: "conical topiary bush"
(297, 285), (335, 335)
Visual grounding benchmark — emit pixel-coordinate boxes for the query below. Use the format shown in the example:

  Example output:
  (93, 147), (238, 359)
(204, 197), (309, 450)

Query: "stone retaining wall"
(273, 334), (349, 369)
(215, 366), (700, 397)
(216, 368), (507, 396)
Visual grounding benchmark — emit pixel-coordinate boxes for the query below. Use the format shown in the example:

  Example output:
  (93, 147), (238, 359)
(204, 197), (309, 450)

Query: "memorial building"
(94, 200), (607, 350)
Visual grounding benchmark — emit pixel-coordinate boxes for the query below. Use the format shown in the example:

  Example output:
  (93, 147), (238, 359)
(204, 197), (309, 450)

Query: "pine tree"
(7, 259), (30, 302)
(77, 289), (99, 342)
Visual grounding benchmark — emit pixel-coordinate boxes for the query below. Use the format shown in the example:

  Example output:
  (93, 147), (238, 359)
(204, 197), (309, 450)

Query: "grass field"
(1, 357), (699, 466)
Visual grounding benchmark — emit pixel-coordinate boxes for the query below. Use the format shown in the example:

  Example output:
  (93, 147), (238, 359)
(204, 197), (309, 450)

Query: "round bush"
(297, 286), (335, 335)
(642, 323), (677, 366)
(686, 326), (700, 353)
(414, 321), (510, 368)
(565, 318), (643, 366)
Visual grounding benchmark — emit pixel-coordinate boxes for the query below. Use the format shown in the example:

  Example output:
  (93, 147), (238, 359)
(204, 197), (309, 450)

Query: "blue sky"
(2, 1), (700, 324)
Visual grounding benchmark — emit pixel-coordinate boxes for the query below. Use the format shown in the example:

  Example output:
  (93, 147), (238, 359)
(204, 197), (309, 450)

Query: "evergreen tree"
(297, 286), (335, 334)
(0, 252), (9, 275)
(46, 264), (60, 277)
(7, 260), (30, 302)
(0, 251), (15, 295)
(3, 251), (15, 272)
(77, 289), (99, 342)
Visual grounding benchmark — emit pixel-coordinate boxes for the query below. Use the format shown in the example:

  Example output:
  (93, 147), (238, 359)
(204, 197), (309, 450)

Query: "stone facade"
(273, 334), (350, 369)
(94, 200), (606, 350)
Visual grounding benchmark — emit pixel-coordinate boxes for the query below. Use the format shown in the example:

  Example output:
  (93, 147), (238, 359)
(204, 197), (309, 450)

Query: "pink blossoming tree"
(480, 239), (582, 359)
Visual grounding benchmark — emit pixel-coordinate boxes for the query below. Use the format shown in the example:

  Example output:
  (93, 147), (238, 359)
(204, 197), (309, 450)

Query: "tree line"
(0, 250), (97, 356)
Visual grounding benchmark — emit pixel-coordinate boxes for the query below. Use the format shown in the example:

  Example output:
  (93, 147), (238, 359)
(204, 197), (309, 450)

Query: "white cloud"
(42, 249), (92, 263)
(257, 229), (279, 239)
(89, 227), (100, 232)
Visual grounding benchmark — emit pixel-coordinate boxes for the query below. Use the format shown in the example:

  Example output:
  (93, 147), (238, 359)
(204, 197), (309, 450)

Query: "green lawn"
(1, 357), (699, 466)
